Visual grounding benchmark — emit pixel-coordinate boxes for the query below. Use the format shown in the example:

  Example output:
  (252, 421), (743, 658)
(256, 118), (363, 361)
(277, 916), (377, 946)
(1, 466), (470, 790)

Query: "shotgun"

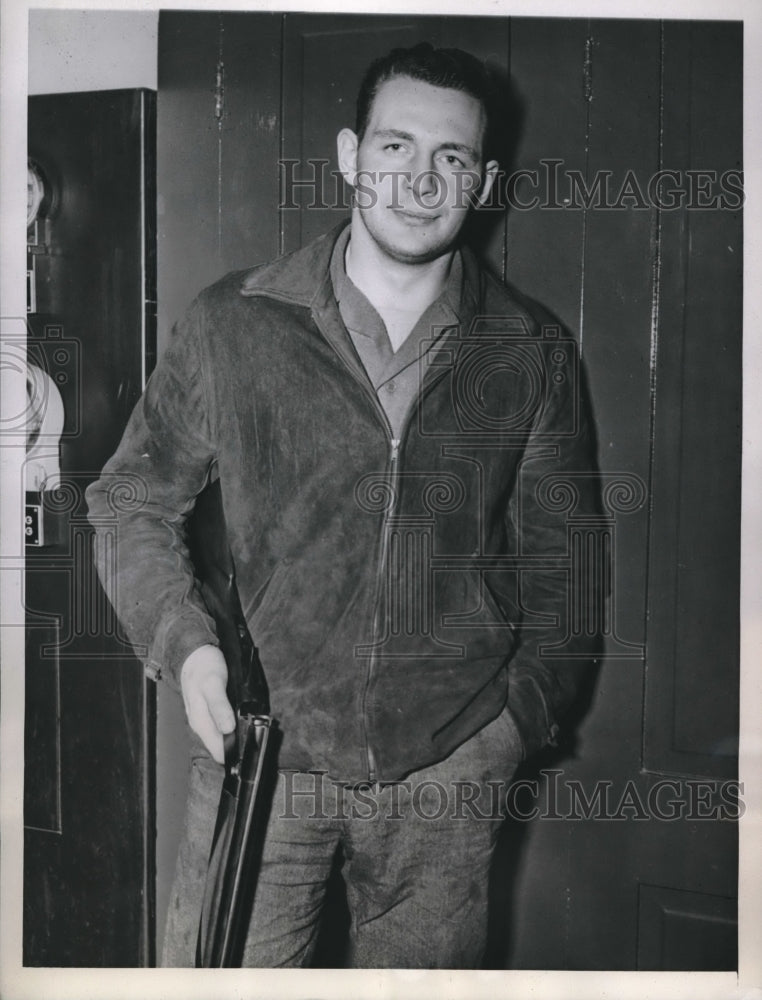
(187, 471), (278, 968)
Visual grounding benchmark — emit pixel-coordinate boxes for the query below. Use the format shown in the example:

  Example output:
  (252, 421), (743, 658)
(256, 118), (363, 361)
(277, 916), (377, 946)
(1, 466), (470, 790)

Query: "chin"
(380, 231), (461, 265)
(359, 209), (466, 265)
(394, 246), (454, 265)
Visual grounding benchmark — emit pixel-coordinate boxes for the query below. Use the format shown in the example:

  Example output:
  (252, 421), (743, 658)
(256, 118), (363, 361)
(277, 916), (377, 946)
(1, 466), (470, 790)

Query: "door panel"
(637, 885), (737, 970)
(644, 21), (741, 779)
(281, 14), (512, 264)
(504, 17), (590, 333)
(157, 12), (282, 325)
(281, 14), (423, 252)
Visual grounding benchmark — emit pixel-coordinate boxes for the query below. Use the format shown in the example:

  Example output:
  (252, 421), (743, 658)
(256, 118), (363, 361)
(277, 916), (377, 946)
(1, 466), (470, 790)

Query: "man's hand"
(180, 644), (236, 764)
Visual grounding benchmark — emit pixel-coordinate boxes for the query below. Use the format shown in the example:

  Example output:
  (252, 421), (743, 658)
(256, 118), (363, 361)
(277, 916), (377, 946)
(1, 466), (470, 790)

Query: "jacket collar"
(239, 219), (484, 322)
(239, 222), (348, 307)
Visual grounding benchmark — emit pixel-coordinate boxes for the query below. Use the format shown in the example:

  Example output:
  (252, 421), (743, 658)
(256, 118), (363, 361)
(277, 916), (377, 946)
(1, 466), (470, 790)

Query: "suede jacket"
(86, 222), (600, 783)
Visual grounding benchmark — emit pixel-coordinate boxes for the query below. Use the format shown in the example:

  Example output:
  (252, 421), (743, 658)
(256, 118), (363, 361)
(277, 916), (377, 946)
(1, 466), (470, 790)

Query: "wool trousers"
(162, 705), (523, 968)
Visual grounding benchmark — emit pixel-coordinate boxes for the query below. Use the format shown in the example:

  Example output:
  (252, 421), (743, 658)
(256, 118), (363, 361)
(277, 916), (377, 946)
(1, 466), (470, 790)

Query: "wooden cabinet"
(25, 89), (156, 966)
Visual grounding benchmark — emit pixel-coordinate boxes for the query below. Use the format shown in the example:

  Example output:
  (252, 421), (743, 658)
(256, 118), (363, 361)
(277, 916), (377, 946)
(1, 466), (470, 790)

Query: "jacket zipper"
(360, 357), (457, 781)
(307, 299), (457, 782)
(362, 435), (400, 782)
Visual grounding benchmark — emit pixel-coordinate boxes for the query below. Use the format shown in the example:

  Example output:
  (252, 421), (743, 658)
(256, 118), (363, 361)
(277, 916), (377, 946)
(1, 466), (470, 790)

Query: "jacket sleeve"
(85, 296), (219, 690)
(505, 336), (603, 759)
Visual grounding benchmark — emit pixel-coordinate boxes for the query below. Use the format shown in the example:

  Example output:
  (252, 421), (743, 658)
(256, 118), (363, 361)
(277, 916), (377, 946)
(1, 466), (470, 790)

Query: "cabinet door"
(25, 88), (156, 967)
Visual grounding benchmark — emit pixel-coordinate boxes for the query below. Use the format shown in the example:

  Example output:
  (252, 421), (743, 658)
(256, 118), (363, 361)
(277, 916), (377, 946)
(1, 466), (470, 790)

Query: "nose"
(409, 151), (442, 205)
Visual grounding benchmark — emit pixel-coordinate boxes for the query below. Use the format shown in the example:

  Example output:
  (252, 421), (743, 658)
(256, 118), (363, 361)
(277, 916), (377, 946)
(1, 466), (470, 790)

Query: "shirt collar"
(329, 223), (465, 342)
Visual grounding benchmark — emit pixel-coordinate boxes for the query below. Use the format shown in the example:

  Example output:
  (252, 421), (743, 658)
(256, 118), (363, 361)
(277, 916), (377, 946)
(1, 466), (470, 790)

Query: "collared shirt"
(329, 224), (464, 439)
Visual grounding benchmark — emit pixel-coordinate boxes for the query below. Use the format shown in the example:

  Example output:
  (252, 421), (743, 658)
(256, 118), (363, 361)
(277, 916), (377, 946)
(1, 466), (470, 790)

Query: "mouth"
(393, 208), (440, 224)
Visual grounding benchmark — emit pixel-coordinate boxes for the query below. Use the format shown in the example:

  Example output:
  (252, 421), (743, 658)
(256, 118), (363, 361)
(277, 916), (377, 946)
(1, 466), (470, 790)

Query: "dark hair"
(355, 42), (499, 162)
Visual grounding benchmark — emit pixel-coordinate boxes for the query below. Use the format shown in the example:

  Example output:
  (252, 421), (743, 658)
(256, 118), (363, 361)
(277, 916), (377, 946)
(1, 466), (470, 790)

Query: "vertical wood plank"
(431, 15), (511, 276)
(155, 14), (283, 953)
(566, 15), (661, 966)
(574, 17), (660, 668)
(157, 12), (282, 350)
(505, 17), (590, 336)
(643, 20), (742, 777)
(502, 16), (595, 972)
(217, 13), (283, 273)
(156, 14), (227, 956)
(281, 13), (424, 254)
(157, 13), (225, 345)
(510, 18), (662, 971)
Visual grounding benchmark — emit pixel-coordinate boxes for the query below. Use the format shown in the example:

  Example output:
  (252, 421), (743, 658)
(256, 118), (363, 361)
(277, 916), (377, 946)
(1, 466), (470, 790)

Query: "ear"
(474, 159), (499, 207)
(336, 128), (359, 187)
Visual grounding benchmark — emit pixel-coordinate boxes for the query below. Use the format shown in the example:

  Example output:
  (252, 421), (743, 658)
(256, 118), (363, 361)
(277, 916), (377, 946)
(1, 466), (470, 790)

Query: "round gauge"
(27, 160), (47, 228)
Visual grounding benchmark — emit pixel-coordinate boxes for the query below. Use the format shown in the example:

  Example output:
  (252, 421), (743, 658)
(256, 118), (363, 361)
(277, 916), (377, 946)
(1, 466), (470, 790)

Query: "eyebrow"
(371, 128), (480, 162)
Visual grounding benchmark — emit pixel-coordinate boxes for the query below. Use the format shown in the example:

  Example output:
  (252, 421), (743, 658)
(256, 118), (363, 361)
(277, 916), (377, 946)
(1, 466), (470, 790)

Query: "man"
(86, 42), (599, 968)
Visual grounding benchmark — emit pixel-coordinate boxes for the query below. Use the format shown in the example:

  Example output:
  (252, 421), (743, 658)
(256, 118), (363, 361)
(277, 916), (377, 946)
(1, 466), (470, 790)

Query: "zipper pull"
(390, 438), (400, 463)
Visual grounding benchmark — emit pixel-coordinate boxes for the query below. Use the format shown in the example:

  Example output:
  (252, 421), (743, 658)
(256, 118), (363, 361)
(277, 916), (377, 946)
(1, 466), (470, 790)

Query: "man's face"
(337, 75), (498, 265)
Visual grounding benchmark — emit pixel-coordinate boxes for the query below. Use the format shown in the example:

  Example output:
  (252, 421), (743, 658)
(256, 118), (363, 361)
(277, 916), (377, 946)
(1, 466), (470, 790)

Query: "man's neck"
(345, 220), (455, 351)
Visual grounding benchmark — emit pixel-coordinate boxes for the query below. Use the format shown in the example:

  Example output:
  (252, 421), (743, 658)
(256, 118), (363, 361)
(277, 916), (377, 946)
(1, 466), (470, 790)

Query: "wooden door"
(156, 12), (741, 969)
(503, 18), (741, 970)
(25, 89), (157, 966)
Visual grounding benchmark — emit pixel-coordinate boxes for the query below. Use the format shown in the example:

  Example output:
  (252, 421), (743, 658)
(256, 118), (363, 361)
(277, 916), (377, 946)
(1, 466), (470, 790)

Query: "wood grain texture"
(155, 13), (741, 970)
